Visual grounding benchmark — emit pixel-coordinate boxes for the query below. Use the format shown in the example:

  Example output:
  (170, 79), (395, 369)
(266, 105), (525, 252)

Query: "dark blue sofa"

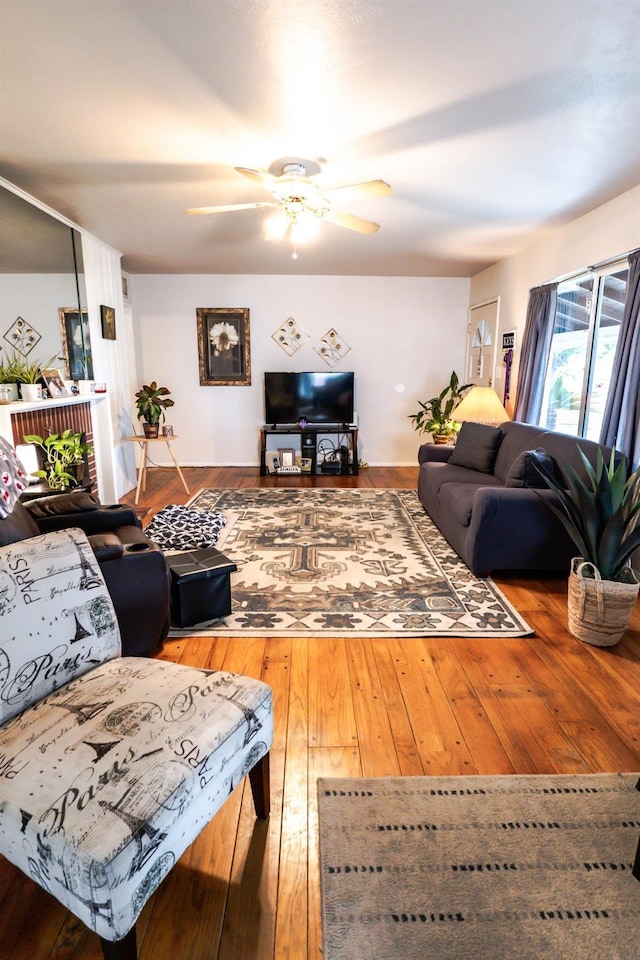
(417, 420), (617, 576)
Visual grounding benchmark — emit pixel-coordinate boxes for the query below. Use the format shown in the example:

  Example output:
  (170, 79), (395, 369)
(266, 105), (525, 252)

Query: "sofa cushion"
(447, 422), (503, 474)
(0, 657), (273, 941)
(505, 447), (558, 488)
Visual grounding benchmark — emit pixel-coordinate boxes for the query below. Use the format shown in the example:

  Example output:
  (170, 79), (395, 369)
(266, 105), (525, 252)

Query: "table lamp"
(453, 386), (510, 425)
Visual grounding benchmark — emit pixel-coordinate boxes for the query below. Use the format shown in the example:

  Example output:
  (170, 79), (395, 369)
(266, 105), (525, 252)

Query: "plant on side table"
(408, 370), (472, 444)
(535, 447), (640, 647)
(23, 430), (93, 491)
(134, 381), (174, 438)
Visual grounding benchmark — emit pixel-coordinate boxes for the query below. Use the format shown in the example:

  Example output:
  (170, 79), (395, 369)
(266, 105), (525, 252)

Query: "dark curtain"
(600, 249), (640, 466)
(514, 282), (558, 424)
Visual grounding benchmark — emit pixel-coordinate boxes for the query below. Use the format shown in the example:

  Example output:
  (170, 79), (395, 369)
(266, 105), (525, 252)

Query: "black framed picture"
(196, 307), (251, 386)
(58, 307), (94, 380)
(100, 304), (116, 340)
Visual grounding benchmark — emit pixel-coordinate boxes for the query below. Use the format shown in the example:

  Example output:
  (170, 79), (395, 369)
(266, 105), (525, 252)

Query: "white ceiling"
(2, 0), (640, 277)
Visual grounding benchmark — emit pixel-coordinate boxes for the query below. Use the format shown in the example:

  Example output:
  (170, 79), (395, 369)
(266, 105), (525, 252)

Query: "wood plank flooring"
(2, 466), (639, 959)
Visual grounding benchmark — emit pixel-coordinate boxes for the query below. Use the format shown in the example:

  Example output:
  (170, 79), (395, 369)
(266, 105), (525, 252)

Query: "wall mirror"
(0, 183), (91, 382)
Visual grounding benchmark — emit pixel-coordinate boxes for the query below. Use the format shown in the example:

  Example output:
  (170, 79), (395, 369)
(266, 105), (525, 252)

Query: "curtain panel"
(514, 282), (558, 424)
(600, 249), (640, 467)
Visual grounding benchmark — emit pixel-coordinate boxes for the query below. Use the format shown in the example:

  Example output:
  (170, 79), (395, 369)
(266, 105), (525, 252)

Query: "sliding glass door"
(539, 265), (628, 440)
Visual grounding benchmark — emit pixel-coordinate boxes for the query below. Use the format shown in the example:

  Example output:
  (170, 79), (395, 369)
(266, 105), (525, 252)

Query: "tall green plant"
(408, 370), (472, 438)
(535, 447), (640, 582)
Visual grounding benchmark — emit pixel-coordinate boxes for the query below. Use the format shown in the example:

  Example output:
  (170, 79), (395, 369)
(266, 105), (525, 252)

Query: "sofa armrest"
(465, 486), (576, 575)
(88, 532), (125, 562)
(418, 443), (454, 465)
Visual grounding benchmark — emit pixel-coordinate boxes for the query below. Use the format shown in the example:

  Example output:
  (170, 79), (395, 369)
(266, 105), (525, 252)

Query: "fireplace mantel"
(0, 394), (115, 501)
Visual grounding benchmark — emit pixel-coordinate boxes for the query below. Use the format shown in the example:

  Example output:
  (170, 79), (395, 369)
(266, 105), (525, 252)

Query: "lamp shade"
(453, 386), (510, 425)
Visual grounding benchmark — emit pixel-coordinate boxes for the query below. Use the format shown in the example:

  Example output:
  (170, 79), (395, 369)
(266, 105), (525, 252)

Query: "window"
(539, 265), (629, 440)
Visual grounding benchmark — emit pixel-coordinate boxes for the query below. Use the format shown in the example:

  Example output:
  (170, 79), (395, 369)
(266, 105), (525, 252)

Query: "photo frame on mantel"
(196, 307), (251, 386)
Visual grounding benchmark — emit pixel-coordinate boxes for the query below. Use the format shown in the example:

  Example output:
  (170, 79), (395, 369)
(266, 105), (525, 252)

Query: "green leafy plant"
(23, 430), (93, 490)
(0, 351), (60, 384)
(408, 370), (472, 439)
(534, 447), (640, 583)
(134, 381), (174, 425)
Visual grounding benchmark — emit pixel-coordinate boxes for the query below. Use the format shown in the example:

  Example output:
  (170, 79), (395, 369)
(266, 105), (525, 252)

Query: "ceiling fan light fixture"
(265, 211), (290, 240)
(290, 210), (321, 243)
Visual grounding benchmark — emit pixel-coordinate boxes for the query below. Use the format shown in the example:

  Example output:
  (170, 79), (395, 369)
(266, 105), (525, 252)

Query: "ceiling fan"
(187, 159), (392, 237)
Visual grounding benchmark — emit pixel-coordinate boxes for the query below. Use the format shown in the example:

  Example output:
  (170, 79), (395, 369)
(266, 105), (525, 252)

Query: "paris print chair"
(0, 528), (273, 960)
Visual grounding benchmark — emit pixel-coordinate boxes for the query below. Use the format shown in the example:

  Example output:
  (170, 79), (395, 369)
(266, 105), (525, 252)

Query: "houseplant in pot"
(23, 429), (93, 490)
(535, 447), (640, 646)
(135, 381), (174, 438)
(11, 352), (60, 400)
(408, 370), (472, 443)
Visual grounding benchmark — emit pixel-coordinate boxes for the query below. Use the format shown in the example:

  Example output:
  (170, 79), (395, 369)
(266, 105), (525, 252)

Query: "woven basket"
(568, 558), (639, 647)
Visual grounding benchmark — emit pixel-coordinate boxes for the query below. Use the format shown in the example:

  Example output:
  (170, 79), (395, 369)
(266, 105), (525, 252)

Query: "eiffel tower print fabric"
(0, 529), (273, 941)
(0, 527), (121, 722)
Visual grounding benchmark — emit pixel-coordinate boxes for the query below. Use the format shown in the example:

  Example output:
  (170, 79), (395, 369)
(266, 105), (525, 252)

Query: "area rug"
(166, 488), (531, 637)
(318, 772), (640, 960)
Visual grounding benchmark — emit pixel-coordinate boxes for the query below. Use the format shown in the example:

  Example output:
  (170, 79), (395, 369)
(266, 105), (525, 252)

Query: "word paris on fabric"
(318, 772), (640, 960)
(168, 488), (531, 638)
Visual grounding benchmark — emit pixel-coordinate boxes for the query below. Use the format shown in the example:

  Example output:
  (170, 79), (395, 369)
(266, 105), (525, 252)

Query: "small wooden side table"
(124, 435), (190, 505)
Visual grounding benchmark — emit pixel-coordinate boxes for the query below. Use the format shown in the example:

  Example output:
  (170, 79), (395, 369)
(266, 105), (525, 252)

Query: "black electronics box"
(321, 461), (341, 474)
(167, 546), (237, 627)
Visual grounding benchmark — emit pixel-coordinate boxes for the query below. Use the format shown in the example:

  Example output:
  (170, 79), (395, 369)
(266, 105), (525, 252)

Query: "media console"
(259, 425), (359, 477)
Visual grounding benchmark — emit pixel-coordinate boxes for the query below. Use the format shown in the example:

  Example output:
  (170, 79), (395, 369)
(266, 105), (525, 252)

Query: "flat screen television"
(264, 371), (354, 426)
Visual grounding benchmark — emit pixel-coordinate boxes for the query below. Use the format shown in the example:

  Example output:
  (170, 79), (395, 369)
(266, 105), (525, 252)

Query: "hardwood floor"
(2, 466), (639, 959)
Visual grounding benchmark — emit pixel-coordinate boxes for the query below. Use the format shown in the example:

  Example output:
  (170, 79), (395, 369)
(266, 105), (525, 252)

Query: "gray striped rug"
(318, 773), (640, 959)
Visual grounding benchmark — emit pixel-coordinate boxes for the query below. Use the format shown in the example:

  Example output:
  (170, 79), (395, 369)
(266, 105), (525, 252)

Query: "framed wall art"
(196, 307), (251, 386)
(58, 307), (94, 380)
(100, 304), (116, 340)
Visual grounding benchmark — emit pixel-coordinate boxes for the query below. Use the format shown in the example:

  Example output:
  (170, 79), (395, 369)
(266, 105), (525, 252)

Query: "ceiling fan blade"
(323, 209), (381, 234)
(187, 201), (277, 215)
(323, 179), (392, 201)
(235, 166), (278, 189)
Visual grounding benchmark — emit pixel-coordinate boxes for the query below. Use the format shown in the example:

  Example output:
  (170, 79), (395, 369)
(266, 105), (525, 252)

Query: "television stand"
(259, 424), (359, 477)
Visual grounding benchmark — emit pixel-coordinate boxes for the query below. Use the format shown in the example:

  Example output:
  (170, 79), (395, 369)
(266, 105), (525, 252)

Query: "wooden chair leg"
(100, 926), (137, 960)
(249, 752), (271, 819)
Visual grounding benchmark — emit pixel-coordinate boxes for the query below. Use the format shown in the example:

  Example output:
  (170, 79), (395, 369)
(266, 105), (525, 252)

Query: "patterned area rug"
(167, 488), (531, 637)
(318, 773), (640, 960)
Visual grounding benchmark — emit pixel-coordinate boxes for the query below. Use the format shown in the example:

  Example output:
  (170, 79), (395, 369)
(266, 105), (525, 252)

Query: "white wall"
(470, 184), (640, 411)
(0, 274), (78, 367)
(132, 274), (470, 467)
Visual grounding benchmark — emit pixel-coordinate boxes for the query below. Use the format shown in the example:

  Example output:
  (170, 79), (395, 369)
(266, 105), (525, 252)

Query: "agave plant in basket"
(535, 447), (640, 646)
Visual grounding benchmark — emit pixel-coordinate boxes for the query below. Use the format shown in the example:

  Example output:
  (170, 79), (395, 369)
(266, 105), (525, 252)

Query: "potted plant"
(535, 447), (640, 646)
(408, 370), (472, 443)
(6, 352), (60, 400)
(23, 429), (93, 490)
(135, 381), (174, 438)
(0, 352), (20, 401)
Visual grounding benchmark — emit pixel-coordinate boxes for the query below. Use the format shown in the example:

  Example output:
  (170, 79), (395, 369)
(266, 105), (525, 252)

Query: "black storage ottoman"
(166, 547), (237, 627)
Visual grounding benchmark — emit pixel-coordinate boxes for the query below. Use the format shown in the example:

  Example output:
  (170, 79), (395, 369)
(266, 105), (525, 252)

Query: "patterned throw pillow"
(0, 437), (27, 519)
(145, 503), (227, 551)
